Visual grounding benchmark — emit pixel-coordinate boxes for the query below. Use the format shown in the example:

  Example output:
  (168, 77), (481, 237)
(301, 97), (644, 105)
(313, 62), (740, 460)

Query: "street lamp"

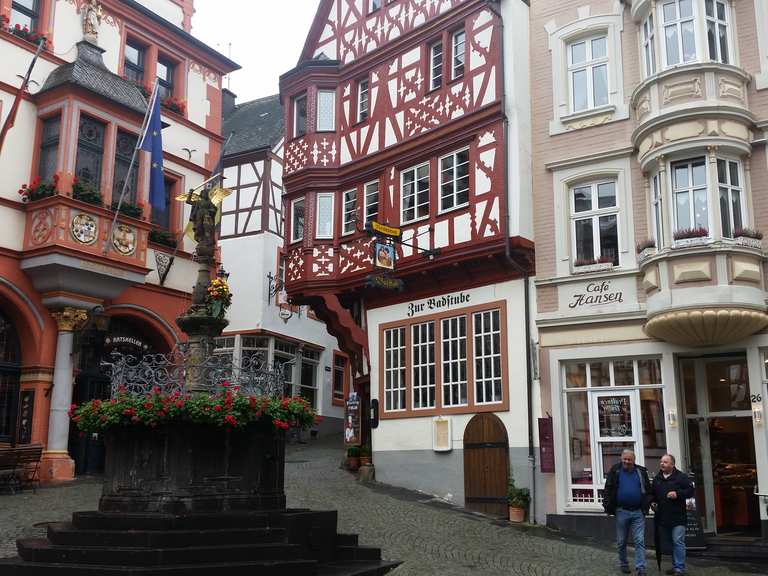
(217, 264), (230, 281)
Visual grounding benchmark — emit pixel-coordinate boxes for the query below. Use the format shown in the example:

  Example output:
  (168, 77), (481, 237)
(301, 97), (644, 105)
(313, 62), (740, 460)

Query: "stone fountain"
(0, 187), (398, 575)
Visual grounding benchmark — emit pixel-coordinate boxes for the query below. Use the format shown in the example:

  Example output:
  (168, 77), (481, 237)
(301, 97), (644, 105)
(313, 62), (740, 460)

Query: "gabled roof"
(39, 41), (148, 115)
(222, 94), (283, 157)
(297, 0), (335, 64)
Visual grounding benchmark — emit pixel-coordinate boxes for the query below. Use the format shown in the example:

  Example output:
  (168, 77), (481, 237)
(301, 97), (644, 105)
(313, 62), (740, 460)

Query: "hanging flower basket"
(206, 277), (232, 318)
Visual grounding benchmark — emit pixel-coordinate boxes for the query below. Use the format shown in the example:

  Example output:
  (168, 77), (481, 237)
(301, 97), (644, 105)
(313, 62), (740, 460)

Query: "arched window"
(0, 310), (21, 443)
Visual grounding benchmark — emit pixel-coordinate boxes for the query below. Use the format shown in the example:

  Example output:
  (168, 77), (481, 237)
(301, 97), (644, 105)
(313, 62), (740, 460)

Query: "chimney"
(222, 88), (237, 118)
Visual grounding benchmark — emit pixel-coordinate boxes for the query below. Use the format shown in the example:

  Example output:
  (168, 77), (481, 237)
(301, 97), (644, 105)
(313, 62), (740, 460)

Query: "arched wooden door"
(463, 413), (509, 517)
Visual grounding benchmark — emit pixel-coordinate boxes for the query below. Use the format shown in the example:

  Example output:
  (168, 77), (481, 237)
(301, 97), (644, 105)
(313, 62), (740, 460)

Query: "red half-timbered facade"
(282, 0), (533, 513)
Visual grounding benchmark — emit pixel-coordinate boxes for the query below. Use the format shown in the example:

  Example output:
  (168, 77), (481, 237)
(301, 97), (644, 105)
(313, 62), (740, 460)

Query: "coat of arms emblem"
(70, 213), (98, 245)
(112, 224), (137, 256)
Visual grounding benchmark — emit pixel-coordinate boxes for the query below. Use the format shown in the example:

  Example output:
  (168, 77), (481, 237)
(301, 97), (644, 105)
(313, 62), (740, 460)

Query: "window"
(241, 336), (268, 367)
(300, 358), (318, 408)
(333, 353), (348, 404)
(570, 181), (619, 266)
(156, 57), (175, 101)
(568, 35), (609, 113)
(10, 0), (38, 31)
(293, 93), (307, 138)
(441, 315), (467, 407)
(429, 41), (443, 90)
(642, 13), (656, 77)
(705, 0), (729, 64)
(384, 327), (406, 411)
(357, 79), (369, 122)
(412, 321), (436, 409)
(439, 148), (469, 212)
(474, 310), (501, 404)
(124, 40), (145, 84)
(364, 180), (379, 223)
(401, 162), (429, 223)
(661, 0), (696, 67)
(37, 115), (60, 185)
(342, 189), (357, 235)
(451, 30), (465, 80)
(75, 115), (106, 191)
(671, 158), (707, 234)
(152, 177), (174, 229)
(213, 336), (235, 364)
(563, 358), (666, 505)
(369, 0), (381, 12)
(315, 192), (334, 239)
(651, 174), (663, 247)
(112, 131), (139, 205)
(0, 312), (21, 444)
(291, 197), (305, 242)
(316, 89), (336, 131)
(717, 159), (743, 238)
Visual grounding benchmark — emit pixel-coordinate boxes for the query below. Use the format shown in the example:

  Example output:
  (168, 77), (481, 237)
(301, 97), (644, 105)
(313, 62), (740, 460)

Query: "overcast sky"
(191, 0), (320, 104)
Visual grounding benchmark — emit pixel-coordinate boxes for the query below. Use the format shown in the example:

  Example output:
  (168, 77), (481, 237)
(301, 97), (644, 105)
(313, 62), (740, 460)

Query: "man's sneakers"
(620, 566), (631, 574)
(666, 569), (684, 575)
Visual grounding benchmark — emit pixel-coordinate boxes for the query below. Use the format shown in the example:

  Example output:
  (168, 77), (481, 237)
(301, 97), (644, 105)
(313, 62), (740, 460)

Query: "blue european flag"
(139, 89), (166, 215)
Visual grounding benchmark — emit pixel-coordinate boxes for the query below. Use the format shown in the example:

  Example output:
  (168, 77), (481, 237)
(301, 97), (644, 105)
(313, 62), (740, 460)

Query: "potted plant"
(149, 229), (177, 248)
(733, 227), (763, 249)
(636, 238), (656, 261)
(18, 175), (57, 203)
(72, 179), (103, 206)
(507, 476), (530, 523)
(346, 446), (361, 471)
(359, 443), (372, 466)
(112, 200), (143, 219)
(673, 226), (708, 247)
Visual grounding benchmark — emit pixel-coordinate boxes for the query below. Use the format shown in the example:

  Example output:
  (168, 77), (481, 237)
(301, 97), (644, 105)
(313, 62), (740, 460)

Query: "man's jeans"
(616, 508), (646, 571)
(668, 524), (686, 572)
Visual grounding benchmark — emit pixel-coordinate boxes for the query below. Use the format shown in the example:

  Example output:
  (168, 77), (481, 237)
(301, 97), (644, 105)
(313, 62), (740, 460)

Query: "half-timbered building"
(281, 0), (534, 516)
(0, 0), (237, 479)
(218, 90), (344, 433)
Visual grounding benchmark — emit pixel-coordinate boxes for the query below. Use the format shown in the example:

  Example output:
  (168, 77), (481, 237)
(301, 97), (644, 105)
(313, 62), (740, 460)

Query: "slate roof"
(40, 41), (148, 115)
(222, 94), (283, 157)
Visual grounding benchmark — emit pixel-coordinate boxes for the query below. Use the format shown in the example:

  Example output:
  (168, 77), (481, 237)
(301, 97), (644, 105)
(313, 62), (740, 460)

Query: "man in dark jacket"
(603, 449), (653, 575)
(652, 454), (694, 575)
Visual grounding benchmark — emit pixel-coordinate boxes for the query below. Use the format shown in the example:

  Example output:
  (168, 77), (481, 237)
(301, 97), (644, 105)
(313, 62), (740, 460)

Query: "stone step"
(335, 534), (359, 546)
(316, 561), (402, 576)
(71, 511), (270, 531)
(0, 558), (319, 575)
(47, 522), (286, 548)
(17, 539), (301, 566)
(334, 545), (382, 562)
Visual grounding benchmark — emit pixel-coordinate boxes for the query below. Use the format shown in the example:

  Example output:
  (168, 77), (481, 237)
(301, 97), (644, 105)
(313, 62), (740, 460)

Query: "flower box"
(734, 236), (763, 250)
(638, 247), (656, 263)
(72, 182), (103, 206)
(672, 237), (709, 249)
(573, 261), (614, 275)
(112, 200), (143, 219)
(149, 229), (177, 248)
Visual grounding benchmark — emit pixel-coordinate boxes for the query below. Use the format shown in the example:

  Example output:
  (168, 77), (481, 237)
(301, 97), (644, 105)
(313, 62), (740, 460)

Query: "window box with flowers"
(161, 97), (186, 116)
(111, 200), (143, 219)
(72, 179), (103, 206)
(636, 238), (657, 263)
(18, 174), (59, 203)
(573, 256), (615, 275)
(1, 18), (49, 49)
(149, 229), (177, 248)
(673, 227), (709, 248)
(732, 227), (763, 250)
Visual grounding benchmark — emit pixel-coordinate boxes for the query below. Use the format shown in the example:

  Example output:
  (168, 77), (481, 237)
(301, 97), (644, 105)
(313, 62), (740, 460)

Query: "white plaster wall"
(0, 206), (27, 252)
(187, 65), (215, 129)
(52, 0), (83, 63)
(145, 247), (195, 292)
(98, 18), (123, 73)
(501, 0), (532, 242)
(161, 118), (210, 174)
(367, 279), (530, 452)
(134, 0), (184, 28)
(0, 97), (37, 202)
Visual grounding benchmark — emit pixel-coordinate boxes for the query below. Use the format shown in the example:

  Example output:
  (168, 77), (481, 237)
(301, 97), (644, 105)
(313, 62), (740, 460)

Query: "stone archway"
(0, 310), (21, 444)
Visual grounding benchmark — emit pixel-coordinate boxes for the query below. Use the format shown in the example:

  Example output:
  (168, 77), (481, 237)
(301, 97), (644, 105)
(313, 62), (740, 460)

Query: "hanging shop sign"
(366, 221), (401, 238)
(538, 417), (555, 473)
(366, 273), (404, 291)
(374, 242), (395, 270)
(344, 392), (361, 446)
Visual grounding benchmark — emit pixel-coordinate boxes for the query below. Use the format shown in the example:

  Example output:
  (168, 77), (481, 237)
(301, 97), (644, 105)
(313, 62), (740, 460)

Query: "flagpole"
(103, 80), (159, 255)
(0, 37), (45, 155)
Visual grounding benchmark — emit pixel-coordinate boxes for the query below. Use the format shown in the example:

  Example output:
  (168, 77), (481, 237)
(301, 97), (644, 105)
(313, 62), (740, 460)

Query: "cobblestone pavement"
(0, 436), (763, 575)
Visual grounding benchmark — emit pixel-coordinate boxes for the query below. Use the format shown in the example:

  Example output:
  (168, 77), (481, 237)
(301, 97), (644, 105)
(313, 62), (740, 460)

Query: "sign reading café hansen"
(557, 277), (637, 316)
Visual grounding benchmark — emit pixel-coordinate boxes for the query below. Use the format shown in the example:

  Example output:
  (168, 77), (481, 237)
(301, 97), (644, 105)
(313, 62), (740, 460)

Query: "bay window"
(642, 13), (656, 77)
(570, 181), (619, 266)
(364, 180), (379, 223)
(671, 158), (708, 234)
(439, 148), (469, 212)
(705, 0), (729, 64)
(316, 89), (336, 131)
(717, 159), (743, 238)
(75, 115), (106, 191)
(293, 93), (307, 138)
(651, 174), (663, 247)
(342, 189), (357, 235)
(10, 0), (38, 31)
(661, 0), (696, 67)
(568, 35), (609, 113)
(291, 197), (305, 243)
(564, 358), (666, 505)
(113, 131), (139, 205)
(315, 192), (334, 239)
(37, 115), (60, 185)
(401, 162), (429, 223)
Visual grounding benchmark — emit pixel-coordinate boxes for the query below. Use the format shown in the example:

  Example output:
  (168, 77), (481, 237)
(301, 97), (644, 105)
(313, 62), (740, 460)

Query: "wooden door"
(463, 413), (509, 517)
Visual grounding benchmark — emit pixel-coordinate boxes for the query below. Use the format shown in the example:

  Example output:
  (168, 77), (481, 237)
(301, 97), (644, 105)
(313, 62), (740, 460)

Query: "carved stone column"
(42, 307), (88, 481)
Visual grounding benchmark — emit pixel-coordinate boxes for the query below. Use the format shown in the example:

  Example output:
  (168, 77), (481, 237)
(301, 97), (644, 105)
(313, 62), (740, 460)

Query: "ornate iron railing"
(104, 344), (288, 398)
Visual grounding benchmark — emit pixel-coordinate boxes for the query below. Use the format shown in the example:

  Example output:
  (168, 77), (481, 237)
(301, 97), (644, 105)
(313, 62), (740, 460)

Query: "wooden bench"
(0, 444), (43, 494)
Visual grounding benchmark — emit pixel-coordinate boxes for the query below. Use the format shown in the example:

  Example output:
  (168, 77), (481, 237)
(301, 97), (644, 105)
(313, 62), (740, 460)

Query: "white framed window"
(568, 34), (609, 113)
(651, 174), (663, 247)
(357, 79), (369, 122)
(671, 157), (708, 234)
(290, 197), (305, 243)
(563, 358), (666, 506)
(451, 29), (465, 80)
(441, 315), (467, 407)
(473, 310), (501, 405)
(213, 336), (235, 364)
(315, 192), (334, 239)
(384, 327), (407, 412)
(401, 162), (430, 224)
(241, 336), (269, 366)
(717, 158), (743, 238)
(429, 40), (443, 90)
(411, 321), (436, 410)
(293, 93), (307, 138)
(316, 89), (336, 131)
(364, 180), (379, 223)
(660, 0), (697, 67)
(642, 12), (656, 77)
(570, 181), (619, 266)
(342, 189), (357, 235)
(439, 148), (469, 212)
(705, 0), (729, 64)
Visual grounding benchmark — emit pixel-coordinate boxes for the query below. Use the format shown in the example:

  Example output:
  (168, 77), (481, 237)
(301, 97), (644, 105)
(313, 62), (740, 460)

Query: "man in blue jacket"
(652, 454), (694, 575)
(603, 449), (652, 575)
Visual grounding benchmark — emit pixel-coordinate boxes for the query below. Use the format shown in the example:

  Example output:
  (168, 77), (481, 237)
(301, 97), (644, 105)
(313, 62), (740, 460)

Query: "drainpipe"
(498, 7), (537, 524)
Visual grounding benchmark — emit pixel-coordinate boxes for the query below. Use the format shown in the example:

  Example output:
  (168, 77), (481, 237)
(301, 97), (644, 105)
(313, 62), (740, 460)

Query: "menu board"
(538, 417), (555, 473)
(597, 395), (632, 437)
(344, 394), (361, 446)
